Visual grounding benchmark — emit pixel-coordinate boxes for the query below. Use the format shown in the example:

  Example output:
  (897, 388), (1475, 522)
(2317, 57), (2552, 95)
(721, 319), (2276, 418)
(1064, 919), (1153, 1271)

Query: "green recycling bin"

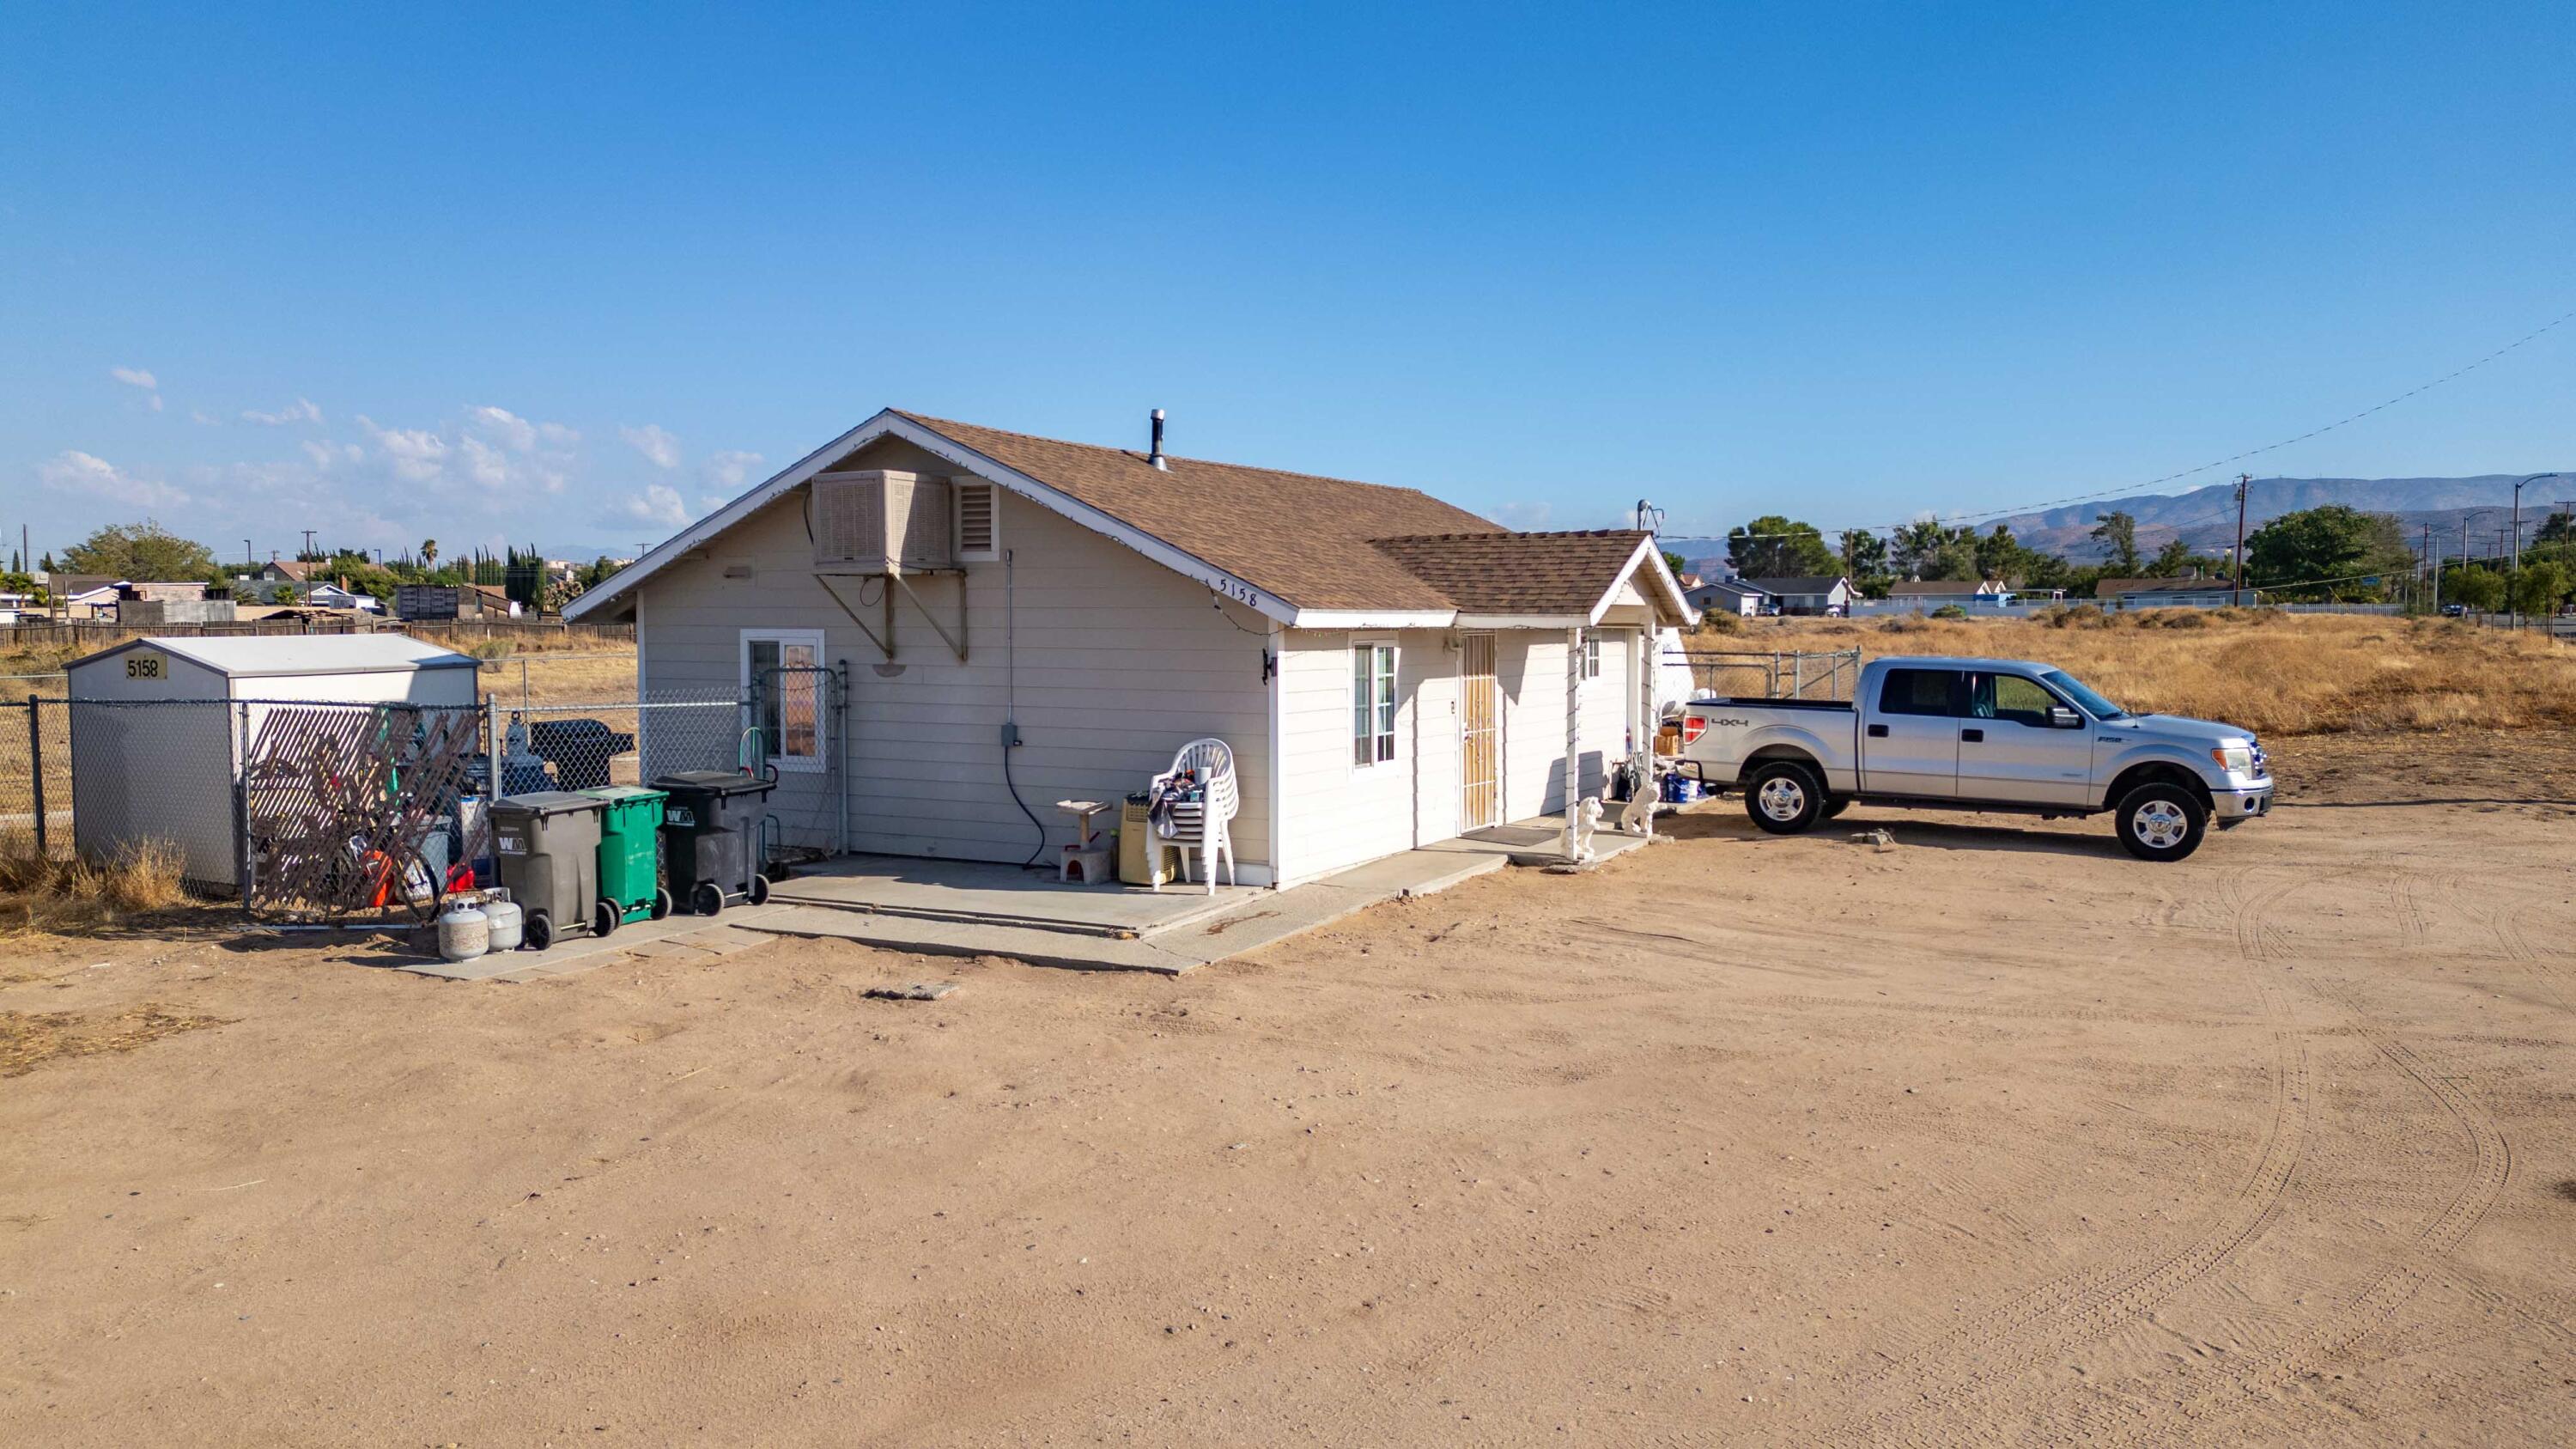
(581, 785), (671, 931)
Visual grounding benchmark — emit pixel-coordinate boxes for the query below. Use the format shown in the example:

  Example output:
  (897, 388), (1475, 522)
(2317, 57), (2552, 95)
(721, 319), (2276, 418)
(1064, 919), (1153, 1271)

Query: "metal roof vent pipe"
(1147, 408), (1169, 470)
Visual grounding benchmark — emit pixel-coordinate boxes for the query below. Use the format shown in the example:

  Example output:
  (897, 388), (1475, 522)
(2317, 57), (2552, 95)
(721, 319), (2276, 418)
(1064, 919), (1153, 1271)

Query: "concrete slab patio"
(735, 843), (1520, 974)
(763, 854), (1261, 937)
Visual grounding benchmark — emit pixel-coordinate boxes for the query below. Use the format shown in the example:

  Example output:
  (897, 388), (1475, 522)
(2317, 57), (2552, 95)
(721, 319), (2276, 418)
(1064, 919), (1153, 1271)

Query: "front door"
(1959, 671), (2095, 805)
(1860, 665), (1963, 799)
(1461, 633), (1501, 829)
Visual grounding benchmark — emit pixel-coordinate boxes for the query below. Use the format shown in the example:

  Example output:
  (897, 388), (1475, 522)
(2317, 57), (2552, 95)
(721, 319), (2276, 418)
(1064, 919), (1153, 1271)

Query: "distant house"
(1741, 575), (1854, 616)
(1684, 577), (1769, 618)
(0, 592), (34, 624)
(58, 581), (123, 620)
(2097, 576), (2240, 609)
(1889, 578), (2018, 606)
(306, 582), (380, 612)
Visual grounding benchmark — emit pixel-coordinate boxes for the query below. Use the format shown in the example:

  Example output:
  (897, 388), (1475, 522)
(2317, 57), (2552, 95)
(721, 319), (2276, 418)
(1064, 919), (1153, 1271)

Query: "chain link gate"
(750, 663), (848, 864)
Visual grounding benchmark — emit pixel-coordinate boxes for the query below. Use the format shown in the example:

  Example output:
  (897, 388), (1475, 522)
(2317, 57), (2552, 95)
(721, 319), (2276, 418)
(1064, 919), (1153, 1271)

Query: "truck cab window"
(1878, 667), (1962, 717)
(1978, 673), (2063, 728)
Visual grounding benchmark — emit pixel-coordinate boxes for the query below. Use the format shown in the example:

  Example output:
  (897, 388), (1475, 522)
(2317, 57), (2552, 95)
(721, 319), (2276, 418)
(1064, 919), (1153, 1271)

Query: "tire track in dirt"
(2108, 1008), (2513, 1447)
(1777, 872), (2316, 1447)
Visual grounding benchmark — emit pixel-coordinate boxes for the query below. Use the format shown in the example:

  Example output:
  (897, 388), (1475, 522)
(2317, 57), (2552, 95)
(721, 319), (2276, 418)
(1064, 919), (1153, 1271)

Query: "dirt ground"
(5, 730), (2575, 1446)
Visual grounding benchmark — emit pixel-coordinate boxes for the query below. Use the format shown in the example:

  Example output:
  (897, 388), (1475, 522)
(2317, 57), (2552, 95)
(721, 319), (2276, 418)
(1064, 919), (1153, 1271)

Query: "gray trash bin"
(490, 790), (607, 951)
(650, 770), (778, 916)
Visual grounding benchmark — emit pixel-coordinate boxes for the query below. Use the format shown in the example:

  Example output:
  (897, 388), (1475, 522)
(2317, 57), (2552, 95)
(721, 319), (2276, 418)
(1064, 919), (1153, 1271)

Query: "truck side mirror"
(2050, 706), (2081, 728)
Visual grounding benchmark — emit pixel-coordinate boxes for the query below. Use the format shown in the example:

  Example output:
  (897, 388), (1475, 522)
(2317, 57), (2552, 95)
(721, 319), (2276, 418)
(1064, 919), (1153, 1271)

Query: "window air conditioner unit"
(811, 471), (955, 571)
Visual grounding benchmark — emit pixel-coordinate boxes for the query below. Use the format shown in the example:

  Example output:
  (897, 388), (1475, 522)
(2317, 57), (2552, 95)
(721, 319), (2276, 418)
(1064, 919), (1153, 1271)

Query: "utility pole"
(2423, 523), (2436, 613)
(2230, 474), (2251, 606)
(301, 528), (317, 561)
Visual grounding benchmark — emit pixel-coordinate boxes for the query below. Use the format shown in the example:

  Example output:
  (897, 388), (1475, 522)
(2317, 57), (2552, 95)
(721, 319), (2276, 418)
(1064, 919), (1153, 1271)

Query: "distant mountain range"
(1665, 475), (2573, 571)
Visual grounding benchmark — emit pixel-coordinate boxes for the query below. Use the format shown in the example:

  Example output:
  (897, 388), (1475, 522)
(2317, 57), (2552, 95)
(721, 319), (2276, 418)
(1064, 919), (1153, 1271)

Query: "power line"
(1666, 301), (2576, 541)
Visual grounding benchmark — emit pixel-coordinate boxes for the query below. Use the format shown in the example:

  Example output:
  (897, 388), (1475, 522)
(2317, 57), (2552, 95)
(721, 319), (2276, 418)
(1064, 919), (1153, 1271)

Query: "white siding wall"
(1496, 626), (1637, 818)
(635, 452), (1275, 878)
(1274, 627), (1458, 885)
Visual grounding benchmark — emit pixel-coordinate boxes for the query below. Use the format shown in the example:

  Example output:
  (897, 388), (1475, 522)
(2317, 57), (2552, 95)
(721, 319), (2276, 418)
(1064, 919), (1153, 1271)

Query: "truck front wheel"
(2115, 781), (2208, 862)
(1745, 761), (1826, 835)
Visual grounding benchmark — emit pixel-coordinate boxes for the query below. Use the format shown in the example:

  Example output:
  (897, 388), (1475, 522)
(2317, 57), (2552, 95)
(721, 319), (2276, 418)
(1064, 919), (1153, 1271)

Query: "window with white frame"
(1583, 632), (1602, 679)
(741, 628), (825, 772)
(1352, 642), (1397, 766)
(954, 480), (999, 561)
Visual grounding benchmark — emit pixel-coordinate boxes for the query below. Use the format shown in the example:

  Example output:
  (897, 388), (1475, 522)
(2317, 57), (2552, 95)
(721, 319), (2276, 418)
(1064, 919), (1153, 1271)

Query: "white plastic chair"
(1150, 738), (1238, 894)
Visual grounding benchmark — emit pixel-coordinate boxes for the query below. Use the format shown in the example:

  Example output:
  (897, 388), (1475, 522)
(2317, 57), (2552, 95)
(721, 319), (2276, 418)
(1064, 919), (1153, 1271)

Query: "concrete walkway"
(735, 845), (1514, 975)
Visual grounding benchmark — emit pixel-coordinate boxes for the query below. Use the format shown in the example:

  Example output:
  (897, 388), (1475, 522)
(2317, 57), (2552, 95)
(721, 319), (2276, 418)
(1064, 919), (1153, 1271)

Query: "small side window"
(1878, 668), (1961, 717)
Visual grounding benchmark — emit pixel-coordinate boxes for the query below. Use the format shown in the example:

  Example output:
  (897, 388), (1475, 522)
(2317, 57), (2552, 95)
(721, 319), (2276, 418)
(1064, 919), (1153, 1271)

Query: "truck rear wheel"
(2115, 781), (2208, 862)
(1745, 761), (1826, 835)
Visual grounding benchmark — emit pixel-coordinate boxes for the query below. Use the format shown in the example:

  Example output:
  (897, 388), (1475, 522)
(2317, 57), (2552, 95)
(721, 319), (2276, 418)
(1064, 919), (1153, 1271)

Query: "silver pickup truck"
(1678, 655), (2272, 861)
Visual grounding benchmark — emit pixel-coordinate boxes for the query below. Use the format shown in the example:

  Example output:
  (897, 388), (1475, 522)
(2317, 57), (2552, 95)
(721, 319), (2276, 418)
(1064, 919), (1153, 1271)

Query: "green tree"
(1660, 550), (1687, 577)
(1973, 525), (2026, 581)
(1928, 534), (1982, 581)
(2144, 538), (2196, 576)
(1838, 528), (1888, 580)
(2245, 505), (2410, 600)
(2448, 564), (2506, 612)
(2088, 511), (2140, 575)
(1725, 515), (1836, 577)
(2510, 561), (2568, 617)
(420, 539), (440, 572)
(60, 520), (219, 581)
(1889, 519), (1955, 577)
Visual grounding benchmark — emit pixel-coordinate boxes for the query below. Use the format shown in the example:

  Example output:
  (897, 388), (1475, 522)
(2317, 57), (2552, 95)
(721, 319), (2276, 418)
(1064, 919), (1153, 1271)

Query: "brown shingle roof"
(896, 412), (1499, 611)
(1369, 531), (1651, 616)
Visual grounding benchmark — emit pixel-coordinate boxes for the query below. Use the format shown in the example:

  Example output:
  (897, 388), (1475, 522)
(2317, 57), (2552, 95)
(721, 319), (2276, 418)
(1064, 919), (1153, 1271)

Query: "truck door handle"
(1960, 728), (1984, 743)
(1867, 724), (1888, 738)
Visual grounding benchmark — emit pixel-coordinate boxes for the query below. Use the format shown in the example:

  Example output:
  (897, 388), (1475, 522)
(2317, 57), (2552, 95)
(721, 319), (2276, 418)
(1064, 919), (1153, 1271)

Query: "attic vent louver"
(955, 481), (997, 560)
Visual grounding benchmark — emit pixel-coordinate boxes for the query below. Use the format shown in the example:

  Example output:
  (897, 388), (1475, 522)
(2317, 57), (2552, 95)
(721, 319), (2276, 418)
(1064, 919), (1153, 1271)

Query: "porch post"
(1561, 624), (1583, 861)
(1637, 627), (1656, 841)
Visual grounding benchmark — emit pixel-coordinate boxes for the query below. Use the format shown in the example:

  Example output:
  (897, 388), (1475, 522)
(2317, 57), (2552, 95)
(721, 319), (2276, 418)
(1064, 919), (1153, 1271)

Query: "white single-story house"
(1684, 577), (1768, 617)
(567, 409), (1697, 888)
(1741, 575), (1854, 615)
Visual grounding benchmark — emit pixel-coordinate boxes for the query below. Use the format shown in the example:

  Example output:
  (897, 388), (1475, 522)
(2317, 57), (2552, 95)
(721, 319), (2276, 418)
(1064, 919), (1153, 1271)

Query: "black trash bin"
(652, 770), (779, 916)
(489, 790), (609, 950)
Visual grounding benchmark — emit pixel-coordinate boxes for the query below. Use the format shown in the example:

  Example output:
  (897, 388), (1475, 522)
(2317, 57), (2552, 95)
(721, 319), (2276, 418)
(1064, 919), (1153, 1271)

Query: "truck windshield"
(2041, 668), (2127, 721)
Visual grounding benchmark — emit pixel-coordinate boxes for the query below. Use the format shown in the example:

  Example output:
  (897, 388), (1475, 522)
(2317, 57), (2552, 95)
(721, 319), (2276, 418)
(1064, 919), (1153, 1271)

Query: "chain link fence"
(5, 684), (829, 925)
(1668, 648), (1862, 701)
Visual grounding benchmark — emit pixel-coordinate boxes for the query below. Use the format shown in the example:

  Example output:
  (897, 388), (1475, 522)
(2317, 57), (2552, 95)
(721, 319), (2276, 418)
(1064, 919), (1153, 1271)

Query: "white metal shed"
(64, 635), (480, 888)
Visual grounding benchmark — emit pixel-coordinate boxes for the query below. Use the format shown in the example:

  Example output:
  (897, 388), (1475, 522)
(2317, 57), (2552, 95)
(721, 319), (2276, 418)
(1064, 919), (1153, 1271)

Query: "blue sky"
(4, 2), (2571, 564)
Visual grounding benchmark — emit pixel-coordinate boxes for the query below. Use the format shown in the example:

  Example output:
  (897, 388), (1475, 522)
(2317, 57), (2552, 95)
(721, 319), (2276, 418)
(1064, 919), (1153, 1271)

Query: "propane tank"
(438, 904), (491, 963)
(479, 896), (524, 952)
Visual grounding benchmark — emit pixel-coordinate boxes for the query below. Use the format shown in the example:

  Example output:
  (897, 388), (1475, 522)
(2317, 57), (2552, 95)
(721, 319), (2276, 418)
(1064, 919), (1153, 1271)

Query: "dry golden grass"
(1731, 611), (2576, 737)
(0, 832), (197, 936)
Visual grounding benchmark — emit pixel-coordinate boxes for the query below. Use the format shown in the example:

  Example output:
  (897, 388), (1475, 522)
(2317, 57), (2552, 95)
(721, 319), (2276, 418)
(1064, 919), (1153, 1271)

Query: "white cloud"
(107, 366), (163, 412)
(357, 415), (451, 482)
(538, 421), (580, 446)
(191, 408), (223, 425)
(41, 449), (190, 508)
(621, 423), (681, 470)
(468, 405), (538, 452)
(621, 484), (691, 527)
(301, 438), (364, 470)
(1492, 501), (1553, 529)
(700, 449), (764, 491)
(241, 397), (323, 426)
